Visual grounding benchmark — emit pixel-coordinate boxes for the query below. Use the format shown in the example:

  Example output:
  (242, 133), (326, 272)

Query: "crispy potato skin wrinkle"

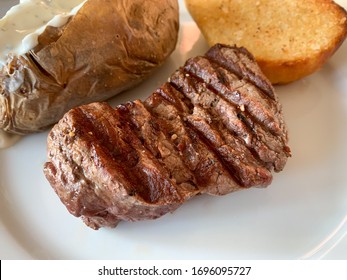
(0, 0), (179, 134)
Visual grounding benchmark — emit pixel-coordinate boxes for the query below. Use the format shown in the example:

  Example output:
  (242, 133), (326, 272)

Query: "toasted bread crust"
(185, 0), (347, 84)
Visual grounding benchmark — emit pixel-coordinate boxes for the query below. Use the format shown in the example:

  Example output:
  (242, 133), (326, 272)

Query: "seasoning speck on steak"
(43, 44), (291, 230)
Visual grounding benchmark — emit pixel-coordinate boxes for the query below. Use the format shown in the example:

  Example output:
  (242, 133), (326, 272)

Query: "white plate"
(1, 0), (347, 260)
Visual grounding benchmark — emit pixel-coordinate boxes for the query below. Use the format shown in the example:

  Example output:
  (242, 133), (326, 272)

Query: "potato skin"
(0, 0), (179, 134)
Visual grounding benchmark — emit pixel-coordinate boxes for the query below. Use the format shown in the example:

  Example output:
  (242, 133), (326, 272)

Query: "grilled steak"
(44, 44), (291, 229)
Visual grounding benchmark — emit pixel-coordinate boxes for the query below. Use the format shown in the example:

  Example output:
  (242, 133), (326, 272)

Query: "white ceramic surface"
(0, 0), (346, 260)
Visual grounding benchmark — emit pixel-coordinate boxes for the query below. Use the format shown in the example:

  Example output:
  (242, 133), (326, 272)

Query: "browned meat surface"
(43, 44), (291, 230)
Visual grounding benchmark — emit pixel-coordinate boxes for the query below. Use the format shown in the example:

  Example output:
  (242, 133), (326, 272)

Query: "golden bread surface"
(185, 0), (347, 84)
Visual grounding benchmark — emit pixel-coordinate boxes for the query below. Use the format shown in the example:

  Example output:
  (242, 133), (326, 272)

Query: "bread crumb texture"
(185, 0), (347, 84)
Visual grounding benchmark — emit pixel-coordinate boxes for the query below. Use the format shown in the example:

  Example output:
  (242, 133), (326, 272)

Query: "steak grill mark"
(44, 44), (291, 229)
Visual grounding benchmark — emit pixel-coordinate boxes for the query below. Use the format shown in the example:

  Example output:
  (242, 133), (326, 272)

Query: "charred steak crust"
(44, 44), (291, 229)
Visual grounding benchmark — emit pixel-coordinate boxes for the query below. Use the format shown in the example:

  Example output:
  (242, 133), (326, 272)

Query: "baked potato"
(0, 0), (179, 134)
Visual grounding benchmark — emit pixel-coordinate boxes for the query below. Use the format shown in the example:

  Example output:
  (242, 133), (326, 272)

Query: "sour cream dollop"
(0, 0), (86, 65)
